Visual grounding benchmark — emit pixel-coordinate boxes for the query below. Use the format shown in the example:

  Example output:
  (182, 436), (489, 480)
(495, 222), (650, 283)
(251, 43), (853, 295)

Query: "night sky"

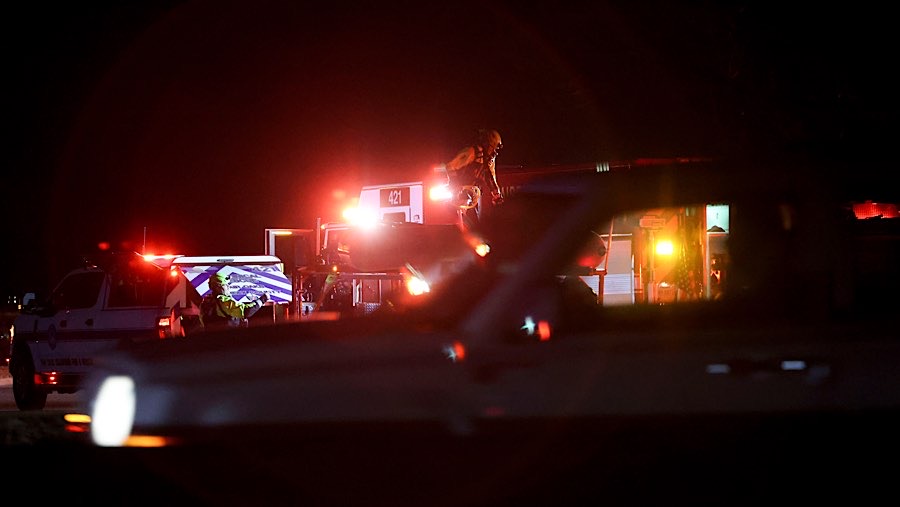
(5, 1), (896, 296)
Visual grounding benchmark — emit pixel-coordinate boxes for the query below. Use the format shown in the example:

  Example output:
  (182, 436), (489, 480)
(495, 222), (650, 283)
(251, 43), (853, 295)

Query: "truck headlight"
(405, 272), (431, 296)
(91, 375), (136, 447)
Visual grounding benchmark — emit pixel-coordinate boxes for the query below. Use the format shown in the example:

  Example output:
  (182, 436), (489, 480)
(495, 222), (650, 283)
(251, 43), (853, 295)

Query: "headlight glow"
(406, 276), (431, 296)
(429, 183), (453, 202)
(91, 375), (136, 447)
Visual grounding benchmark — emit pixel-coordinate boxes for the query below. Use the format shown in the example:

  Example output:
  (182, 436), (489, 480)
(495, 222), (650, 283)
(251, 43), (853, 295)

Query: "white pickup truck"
(7, 251), (203, 409)
(7, 252), (293, 410)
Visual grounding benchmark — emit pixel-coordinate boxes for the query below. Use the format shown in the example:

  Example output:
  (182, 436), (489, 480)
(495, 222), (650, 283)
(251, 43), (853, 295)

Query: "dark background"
(5, 1), (896, 297)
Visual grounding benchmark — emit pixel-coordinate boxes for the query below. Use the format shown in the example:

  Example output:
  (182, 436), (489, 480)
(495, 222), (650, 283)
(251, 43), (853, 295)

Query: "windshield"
(106, 257), (169, 308)
(5, 3), (898, 506)
(411, 189), (586, 323)
(479, 190), (584, 265)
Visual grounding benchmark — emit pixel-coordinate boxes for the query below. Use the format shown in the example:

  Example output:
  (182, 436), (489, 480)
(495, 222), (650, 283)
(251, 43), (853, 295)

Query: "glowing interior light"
(474, 243), (491, 257)
(655, 240), (674, 256)
(91, 375), (137, 447)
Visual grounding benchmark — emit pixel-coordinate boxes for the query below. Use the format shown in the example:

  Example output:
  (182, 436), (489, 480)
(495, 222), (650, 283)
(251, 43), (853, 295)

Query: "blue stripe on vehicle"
(181, 264), (293, 303)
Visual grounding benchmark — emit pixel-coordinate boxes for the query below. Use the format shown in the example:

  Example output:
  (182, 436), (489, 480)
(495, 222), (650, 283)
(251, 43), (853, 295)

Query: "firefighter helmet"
(209, 272), (229, 292)
(477, 129), (502, 152)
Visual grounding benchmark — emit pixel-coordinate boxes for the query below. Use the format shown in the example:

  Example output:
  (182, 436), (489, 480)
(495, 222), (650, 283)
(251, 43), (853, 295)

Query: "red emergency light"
(852, 201), (899, 219)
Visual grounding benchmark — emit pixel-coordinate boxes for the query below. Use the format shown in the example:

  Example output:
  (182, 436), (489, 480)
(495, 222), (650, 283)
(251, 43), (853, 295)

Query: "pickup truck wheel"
(11, 355), (47, 410)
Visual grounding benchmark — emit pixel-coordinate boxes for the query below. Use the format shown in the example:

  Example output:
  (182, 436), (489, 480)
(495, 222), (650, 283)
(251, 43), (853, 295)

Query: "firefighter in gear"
(441, 128), (504, 230)
(201, 272), (268, 331)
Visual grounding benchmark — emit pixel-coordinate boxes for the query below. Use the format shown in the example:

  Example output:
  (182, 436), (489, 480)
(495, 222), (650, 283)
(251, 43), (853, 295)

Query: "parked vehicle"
(75, 158), (900, 504)
(296, 221), (474, 319)
(7, 252), (290, 410)
(167, 254), (293, 324)
(6, 252), (202, 409)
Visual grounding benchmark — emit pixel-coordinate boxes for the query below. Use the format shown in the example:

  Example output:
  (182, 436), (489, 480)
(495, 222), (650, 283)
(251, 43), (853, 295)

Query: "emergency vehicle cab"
(8, 252), (201, 410)
(8, 252), (292, 410)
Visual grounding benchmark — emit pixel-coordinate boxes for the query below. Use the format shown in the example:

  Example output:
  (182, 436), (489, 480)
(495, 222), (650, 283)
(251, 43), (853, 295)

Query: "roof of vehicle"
(503, 155), (898, 209)
(455, 156), (898, 333)
(82, 251), (167, 271)
(171, 255), (284, 266)
(174, 256), (291, 304)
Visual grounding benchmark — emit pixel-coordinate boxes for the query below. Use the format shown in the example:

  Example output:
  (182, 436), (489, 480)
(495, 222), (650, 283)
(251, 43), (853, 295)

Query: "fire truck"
(264, 172), (484, 320)
(265, 158), (717, 320)
(265, 219), (471, 320)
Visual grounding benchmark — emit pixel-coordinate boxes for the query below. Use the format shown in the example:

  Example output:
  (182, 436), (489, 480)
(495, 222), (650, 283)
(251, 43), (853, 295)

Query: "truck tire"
(11, 349), (47, 410)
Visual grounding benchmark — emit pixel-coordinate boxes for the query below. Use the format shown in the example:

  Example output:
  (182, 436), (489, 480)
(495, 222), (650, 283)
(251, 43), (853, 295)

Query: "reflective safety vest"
(200, 294), (236, 330)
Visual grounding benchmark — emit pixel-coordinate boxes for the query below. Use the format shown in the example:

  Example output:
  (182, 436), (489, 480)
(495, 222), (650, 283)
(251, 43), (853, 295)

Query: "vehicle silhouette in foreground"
(33, 158), (900, 505)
